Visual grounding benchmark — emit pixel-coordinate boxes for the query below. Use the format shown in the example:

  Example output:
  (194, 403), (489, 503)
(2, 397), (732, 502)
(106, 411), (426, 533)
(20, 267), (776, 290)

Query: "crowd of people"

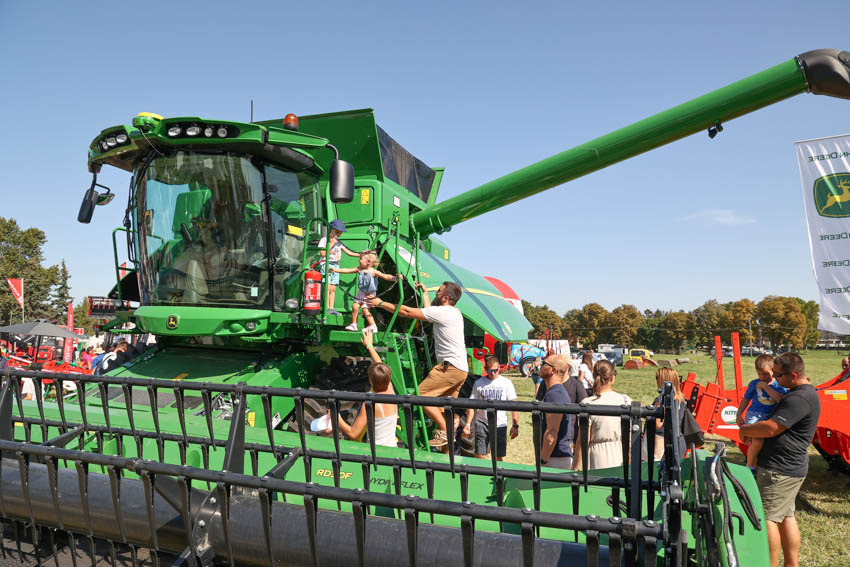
(347, 280), (684, 472)
(73, 338), (147, 374)
(345, 283), (823, 567)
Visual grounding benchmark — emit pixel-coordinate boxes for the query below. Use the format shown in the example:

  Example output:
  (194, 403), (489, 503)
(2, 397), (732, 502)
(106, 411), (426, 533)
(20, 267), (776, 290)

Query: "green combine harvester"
(3, 49), (850, 566)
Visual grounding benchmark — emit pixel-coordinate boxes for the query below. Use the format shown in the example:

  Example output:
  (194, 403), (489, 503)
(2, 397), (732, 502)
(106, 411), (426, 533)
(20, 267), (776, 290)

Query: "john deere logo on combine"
(814, 173), (850, 217)
(166, 315), (178, 329)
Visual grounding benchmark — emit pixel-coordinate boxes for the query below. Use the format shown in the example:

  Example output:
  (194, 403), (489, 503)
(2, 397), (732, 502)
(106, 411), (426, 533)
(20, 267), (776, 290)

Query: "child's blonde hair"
(755, 354), (774, 371)
(359, 249), (379, 267)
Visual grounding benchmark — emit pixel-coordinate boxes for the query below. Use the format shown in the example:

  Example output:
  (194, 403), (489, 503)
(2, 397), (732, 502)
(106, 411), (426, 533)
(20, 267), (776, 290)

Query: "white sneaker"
(344, 323), (358, 331)
(366, 324), (379, 333)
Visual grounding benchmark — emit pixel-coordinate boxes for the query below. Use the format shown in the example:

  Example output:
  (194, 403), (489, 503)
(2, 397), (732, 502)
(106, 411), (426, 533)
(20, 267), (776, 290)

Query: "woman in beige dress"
(586, 360), (633, 470)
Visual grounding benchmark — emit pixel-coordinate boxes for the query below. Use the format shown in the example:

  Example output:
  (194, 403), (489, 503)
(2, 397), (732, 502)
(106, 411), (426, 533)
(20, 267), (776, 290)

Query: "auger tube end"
(798, 49), (850, 100)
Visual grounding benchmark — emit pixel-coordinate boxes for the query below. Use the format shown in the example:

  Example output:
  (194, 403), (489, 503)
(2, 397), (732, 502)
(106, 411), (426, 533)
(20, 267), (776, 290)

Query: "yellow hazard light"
(137, 112), (163, 120)
(287, 224), (304, 237)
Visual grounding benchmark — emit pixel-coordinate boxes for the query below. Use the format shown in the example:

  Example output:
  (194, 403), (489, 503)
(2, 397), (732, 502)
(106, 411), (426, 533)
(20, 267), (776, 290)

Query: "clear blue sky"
(2, 1), (849, 314)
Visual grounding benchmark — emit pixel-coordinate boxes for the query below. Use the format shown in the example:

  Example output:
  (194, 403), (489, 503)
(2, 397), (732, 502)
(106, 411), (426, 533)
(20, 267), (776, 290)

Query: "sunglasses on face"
(487, 368), (500, 374)
(540, 360), (557, 370)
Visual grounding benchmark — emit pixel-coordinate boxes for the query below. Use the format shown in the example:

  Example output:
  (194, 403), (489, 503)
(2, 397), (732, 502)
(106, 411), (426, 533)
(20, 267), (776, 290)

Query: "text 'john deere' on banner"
(797, 134), (850, 333)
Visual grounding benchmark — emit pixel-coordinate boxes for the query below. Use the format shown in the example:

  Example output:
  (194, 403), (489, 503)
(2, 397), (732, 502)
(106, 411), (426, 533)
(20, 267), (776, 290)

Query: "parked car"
(598, 344), (628, 365)
(602, 351), (622, 366)
(628, 348), (650, 361)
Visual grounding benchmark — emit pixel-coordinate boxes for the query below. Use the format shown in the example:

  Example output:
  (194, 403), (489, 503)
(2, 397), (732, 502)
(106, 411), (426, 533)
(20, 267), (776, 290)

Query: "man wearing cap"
(370, 281), (467, 447)
(317, 219), (359, 315)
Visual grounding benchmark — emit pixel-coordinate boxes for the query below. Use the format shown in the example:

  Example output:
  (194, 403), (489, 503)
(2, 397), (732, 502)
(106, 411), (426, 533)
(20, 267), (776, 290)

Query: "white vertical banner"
(797, 134), (850, 332)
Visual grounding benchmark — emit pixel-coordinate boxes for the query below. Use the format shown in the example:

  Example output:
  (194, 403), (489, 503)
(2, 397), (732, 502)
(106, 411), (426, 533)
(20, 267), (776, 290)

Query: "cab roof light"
(283, 113), (299, 131)
(96, 130), (131, 153)
(160, 122), (238, 140)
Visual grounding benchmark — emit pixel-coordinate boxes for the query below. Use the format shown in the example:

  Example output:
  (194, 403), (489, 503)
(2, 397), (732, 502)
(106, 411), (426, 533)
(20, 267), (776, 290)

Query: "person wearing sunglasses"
(538, 355), (577, 469)
(739, 352), (820, 567)
(463, 356), (518, 461)
(536, 353), (588, 469)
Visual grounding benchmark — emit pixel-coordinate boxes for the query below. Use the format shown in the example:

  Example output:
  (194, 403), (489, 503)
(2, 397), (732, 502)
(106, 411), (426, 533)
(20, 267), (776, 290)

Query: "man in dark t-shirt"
(740, 352), (820, 567)
(537, 370), (588, 468)
(539, 354), (575, 469)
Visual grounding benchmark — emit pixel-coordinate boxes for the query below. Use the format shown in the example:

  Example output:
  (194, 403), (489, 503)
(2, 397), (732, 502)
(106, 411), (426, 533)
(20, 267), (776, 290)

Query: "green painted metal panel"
(264, 109), (386, 183)
(134, 306), (272, 336)
(392, 241), (531, 342)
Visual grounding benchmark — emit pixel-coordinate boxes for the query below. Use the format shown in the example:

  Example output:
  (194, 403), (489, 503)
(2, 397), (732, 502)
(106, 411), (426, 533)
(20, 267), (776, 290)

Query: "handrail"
(111, 227), (140, 302)
(300, 216), (331, 321)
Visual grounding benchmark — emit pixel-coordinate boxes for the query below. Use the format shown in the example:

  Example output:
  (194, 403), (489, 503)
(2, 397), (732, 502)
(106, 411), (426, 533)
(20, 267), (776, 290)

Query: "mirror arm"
(326, 143), (340, 160)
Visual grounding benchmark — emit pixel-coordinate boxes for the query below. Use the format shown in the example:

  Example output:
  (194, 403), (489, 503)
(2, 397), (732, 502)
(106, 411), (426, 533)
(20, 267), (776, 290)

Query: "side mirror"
(77, 188), (99, 224)
(329, 159), (354, 203)
(77, 173), (114, 224)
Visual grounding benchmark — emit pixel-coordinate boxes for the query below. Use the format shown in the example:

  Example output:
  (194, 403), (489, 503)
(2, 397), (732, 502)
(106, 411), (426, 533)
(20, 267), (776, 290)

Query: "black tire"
(520, 357), (536, 377)
(284, 356), (371, 437)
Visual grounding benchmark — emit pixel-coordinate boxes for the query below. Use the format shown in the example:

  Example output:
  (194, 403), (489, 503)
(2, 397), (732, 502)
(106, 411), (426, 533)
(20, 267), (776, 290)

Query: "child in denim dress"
(334, 250), (396, 332)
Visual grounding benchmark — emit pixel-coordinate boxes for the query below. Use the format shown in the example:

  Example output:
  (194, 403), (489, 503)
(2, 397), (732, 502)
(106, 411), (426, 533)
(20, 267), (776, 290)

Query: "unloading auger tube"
(0, 368), (724, 567)
(411, 49), (850, 236)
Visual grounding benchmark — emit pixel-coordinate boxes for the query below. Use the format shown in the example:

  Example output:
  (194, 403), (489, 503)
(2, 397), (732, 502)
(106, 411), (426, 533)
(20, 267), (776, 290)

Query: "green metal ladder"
(377, 331), (430, 451)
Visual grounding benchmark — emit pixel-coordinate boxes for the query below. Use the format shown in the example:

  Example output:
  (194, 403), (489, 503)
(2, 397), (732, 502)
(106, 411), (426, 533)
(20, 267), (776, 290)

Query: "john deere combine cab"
(3, 49), (850, 566)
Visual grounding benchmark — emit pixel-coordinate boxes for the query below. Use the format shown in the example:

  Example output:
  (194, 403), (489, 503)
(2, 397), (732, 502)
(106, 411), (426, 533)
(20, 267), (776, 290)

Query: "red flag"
(63, 303), (75, 364)
(6, 279), (23, 308)
(119, 262), (128, 279)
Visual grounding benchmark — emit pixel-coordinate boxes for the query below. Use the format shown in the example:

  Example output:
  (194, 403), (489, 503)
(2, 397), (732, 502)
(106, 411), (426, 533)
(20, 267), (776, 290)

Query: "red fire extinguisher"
(303, 269), (322, 313)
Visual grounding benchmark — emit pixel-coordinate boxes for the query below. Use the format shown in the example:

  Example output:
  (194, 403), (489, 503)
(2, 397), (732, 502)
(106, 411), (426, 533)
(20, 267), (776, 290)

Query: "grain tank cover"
(393, 241), (531, 342)
(282, 109), (440, 205)
(376, 125), (436, 204)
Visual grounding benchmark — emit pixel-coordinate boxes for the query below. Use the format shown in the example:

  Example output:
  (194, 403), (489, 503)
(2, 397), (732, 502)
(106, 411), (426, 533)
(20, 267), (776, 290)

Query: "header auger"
(3, 48), (848, 565)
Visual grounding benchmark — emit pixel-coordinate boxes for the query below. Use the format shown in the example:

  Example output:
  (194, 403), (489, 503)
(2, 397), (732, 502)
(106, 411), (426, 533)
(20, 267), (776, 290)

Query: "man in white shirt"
(370, 281), (467, 446)
(463, 356), (519, 461)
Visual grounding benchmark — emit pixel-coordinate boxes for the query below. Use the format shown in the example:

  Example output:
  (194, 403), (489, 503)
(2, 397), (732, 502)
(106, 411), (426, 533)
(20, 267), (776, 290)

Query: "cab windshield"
(135, 152), (317, 308)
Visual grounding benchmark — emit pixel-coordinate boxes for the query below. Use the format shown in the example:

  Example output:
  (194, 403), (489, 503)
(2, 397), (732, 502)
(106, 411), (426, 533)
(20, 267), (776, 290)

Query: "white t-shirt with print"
(470, 375), (517, 427)
(421, 305), (468, 372)
(317, 237), (343, 263)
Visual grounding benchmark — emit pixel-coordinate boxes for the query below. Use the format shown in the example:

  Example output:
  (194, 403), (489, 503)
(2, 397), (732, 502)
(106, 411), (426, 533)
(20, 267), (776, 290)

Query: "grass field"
(501, 349), (850, 567)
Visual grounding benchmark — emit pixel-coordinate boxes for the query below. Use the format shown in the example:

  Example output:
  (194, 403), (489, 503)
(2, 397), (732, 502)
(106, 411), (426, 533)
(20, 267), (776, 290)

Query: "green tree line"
(0, 217), (99, 334)
(523, 296), (821, 353)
